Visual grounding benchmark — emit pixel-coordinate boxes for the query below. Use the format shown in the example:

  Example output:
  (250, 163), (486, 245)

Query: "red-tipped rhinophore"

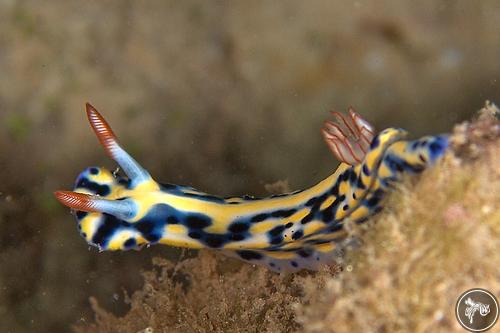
(85, 103), (118, 159)
(84, 103), (151, 183)
(54, 191), (100, 212)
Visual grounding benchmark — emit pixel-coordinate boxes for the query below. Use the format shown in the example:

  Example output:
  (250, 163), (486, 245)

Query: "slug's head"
(55, 104), (154, 250)
(73, 166), (129, 199)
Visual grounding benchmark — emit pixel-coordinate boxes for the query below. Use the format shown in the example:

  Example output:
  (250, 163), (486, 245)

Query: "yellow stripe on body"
(128, 163), (351, 227)
(348, 205), (370, 221)
(159, 224), (204, 248)
(263, 251), (297, 260)
(249, 220), (277, 234)
(376, 162), (393, 180)
(284, 227), (348, 249)
(388, 140), (428, 166)
(313, 241), (337, 253)
(80, 213), (101, 242)
(88, 170), (115, 184)
(107, 230), (137, 250)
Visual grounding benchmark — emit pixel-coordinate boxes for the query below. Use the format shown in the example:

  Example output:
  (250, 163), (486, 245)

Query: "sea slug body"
(55, 104), (448, 272)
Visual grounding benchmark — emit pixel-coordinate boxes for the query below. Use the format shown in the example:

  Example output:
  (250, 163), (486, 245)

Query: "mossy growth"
(75, 103), (499, 333)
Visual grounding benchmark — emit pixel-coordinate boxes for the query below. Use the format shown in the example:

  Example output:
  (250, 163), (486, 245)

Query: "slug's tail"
(225, 238), (353, 273)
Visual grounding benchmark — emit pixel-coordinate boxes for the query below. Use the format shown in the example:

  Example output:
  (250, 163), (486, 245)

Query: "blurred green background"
(0, 1), (499, 331)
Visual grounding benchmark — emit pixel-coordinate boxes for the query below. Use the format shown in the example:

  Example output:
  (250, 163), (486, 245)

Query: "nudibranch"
(55, 104), (448, 272)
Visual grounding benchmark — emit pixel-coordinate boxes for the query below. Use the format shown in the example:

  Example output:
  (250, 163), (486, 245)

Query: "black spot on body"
(322, 208), (333, 222)
(301, 212), (315, 225)
(357, 177), (366, 189)
(330, 183), (339, 196)
(386, 154), (408, 173)
(269, 225), (285, 237)
(251, 213), (269, 223)
(185, 215), (211, 229)
(145, 233), (161, 243)
(204, 235), (227, 248)
(291, 261), (298, 267)
(312, 239), (331, 245)
(167, 216), (179, 224)
(271, 208), (297, 218)
(135, 219), (161, 243)
(89, 167), (99, 175)
(370, 135), (380, 149)
(312, 194), (328, 210)
(429, 137), (447, 159)
(188, 231), (202, 239)
(419, 154), (427, 163)
(323, 194), (345, 219)
(429, 141), (443, 155)
(75, 178), (110, 196)
(270, 236), (283, 245)
(228, 222), (250, 233)
(362, 164), (370, 176)
(92, 214), (122, 247)
(292, 230), (304, 240)
(118, 177), (131, 188)
(230, 234), (246, 241)
(349, 170), (357, 184)
(124, 238), (136, 248)
(343, 204), (349, 211)
(306, 194), (327, 210)
(305, 197), (317, 207)
(237, 250), (263, 260)
(366, 196), (380, 208)
(285, 222), (293, 228)
(76, 211), (88, 219)
(135, 220), (155, 235)
(339, 194), (346, 202)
